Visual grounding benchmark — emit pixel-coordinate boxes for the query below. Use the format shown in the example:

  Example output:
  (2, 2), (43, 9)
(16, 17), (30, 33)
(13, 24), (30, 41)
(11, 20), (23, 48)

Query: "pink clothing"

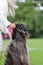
(2, 27), (13, 40)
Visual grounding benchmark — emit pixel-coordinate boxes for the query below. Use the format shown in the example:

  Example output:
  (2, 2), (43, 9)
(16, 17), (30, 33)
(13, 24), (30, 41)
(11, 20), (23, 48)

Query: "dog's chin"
(21, 31), (28, 37)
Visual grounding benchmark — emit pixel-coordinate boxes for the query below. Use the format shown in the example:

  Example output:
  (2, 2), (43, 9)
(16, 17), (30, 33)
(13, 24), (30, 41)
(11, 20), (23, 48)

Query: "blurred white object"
(12, 0), (25, 3)
(35, 3), (43, 11)
(17, 0), (25, 2)
(12, 0), (17, 4)
(37, 3), (43, 11)
(32, 0), (43, 11)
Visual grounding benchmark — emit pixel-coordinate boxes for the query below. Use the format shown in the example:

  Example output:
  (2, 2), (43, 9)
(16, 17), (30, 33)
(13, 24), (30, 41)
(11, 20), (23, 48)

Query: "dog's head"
(12, 23), (28, 40)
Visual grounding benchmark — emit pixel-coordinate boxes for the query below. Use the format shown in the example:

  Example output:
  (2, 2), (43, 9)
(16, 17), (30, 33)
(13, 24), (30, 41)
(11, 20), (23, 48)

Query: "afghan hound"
(4, 23), (29, 65)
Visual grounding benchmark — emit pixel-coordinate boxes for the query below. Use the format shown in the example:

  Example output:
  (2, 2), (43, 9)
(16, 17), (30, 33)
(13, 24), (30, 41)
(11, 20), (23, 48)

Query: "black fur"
(4, 23), (29, 65)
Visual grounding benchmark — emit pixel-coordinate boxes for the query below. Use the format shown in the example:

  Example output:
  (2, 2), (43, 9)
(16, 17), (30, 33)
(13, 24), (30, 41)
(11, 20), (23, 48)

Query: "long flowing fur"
(4, 23), (29, 65)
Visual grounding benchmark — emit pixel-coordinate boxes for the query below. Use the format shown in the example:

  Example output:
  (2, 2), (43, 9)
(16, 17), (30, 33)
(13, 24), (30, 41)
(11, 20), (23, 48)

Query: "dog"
(4, 23), (29, 65)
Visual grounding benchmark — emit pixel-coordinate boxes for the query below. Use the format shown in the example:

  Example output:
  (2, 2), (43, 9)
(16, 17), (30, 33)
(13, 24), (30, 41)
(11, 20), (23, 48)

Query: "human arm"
(0, 15), (16, 39)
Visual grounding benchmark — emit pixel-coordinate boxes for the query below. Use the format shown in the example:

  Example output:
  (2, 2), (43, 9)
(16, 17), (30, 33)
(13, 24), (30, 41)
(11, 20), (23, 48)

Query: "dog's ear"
(12, 28), (16, 40)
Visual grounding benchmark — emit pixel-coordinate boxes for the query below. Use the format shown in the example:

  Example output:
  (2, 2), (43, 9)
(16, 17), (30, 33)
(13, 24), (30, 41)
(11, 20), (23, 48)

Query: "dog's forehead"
(16, 23), (27, 31)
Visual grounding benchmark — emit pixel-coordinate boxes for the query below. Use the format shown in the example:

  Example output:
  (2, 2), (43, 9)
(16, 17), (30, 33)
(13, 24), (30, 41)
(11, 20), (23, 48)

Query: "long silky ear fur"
(12, 28), (16, 40)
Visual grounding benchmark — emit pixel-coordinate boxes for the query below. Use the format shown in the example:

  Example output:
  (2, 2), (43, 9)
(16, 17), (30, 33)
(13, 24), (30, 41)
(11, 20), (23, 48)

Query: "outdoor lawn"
(0, 38), (43, 65)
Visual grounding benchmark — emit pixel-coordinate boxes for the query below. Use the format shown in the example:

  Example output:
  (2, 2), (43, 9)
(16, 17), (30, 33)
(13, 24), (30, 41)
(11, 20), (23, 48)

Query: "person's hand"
(9, 23), (16, 29)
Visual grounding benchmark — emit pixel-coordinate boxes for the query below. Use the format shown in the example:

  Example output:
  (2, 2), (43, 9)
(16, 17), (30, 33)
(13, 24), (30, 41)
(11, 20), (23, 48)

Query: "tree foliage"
(8, 0), (43, 38)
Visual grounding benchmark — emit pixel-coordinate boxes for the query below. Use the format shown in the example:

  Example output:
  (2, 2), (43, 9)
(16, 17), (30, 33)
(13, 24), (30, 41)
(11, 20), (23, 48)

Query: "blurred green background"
(0, 0), (43, 65)
(8, 0), (43, 38)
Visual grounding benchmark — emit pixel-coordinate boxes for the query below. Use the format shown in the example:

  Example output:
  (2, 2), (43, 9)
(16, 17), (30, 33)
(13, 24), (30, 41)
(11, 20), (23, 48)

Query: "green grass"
(27, 38), (43, 65)
(0, 38), (43, 65)
(27, 38), (43, 48)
